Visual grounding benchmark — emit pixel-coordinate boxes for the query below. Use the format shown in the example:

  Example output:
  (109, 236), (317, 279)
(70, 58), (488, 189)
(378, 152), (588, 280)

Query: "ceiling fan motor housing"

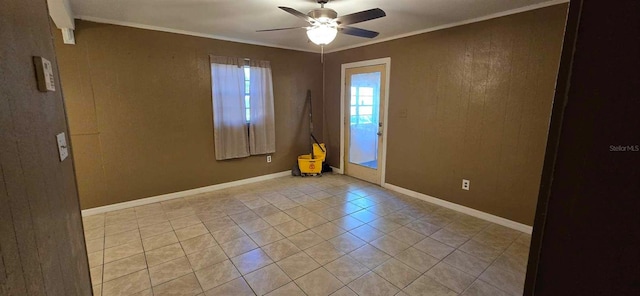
(308, 8), (338, 24)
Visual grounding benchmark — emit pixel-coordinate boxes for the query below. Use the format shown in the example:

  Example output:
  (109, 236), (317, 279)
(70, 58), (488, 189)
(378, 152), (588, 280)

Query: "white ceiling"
(70, 0), (566, 53)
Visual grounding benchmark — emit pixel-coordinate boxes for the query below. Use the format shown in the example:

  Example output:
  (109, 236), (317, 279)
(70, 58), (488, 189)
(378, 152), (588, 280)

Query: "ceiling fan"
(257, 0), (386, 46)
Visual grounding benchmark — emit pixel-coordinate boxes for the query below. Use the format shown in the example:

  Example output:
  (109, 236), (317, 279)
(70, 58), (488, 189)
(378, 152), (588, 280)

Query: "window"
(210, 56), (275, 160)
(350, 86), (375, 125)
(244, 65), (251, 122)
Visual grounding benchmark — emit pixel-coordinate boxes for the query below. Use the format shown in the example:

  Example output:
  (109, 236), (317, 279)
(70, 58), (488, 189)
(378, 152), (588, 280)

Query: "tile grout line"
(427, 221), (520, 296)
(467, 235), (524, 296)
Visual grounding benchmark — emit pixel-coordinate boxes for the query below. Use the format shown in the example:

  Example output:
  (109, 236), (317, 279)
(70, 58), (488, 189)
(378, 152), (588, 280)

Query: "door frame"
(339, 57), (391, 186)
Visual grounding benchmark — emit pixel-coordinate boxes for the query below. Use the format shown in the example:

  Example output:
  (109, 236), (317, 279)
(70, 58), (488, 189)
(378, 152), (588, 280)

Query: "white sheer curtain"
(249, 60), (276, 155)
(210, 56), (249, 160)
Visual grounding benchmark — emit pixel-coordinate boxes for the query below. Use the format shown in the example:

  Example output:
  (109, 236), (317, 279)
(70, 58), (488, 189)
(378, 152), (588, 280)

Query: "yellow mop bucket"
(298, 143), (325, 174)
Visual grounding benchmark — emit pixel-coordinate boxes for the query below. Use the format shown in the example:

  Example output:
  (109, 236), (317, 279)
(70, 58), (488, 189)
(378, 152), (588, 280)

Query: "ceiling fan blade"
(339, 26), (380, 38)
(278, 6), (315, 24)
(256, 27), (307, 32)
(335, 8), (386, 26)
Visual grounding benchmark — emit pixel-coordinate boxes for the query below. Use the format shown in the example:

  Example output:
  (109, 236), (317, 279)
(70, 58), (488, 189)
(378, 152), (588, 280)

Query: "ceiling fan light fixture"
(307, 24), (337, 45)
(260, 4), (385, 46)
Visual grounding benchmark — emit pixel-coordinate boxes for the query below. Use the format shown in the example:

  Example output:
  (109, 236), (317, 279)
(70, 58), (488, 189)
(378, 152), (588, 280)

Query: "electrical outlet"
(462, 179), (470, 190)
(267, 155), (272, 163)
(399, 108), (408, 118)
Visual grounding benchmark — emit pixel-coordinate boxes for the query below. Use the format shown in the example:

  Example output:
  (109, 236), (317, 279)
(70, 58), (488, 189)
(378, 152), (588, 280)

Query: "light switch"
(56, 132), (68, 161)
(33, 56), (55, 92)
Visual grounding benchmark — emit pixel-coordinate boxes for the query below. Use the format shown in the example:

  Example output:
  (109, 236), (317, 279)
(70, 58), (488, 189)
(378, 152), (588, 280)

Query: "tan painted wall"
(1, 0), (91, 294)
(54, 20), (323, 209)
(324, 4), (568, 225)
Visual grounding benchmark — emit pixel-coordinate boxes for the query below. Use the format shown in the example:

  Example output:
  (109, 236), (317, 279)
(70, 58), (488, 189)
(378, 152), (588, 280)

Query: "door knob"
(377, 131), (382, 136)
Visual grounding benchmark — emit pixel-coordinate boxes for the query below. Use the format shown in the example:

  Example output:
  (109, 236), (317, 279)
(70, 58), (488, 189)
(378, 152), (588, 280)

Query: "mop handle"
(310, 134), (325, 153)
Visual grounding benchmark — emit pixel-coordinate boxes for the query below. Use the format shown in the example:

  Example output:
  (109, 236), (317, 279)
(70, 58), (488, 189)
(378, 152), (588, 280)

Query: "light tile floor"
(84, 174), (530, 296)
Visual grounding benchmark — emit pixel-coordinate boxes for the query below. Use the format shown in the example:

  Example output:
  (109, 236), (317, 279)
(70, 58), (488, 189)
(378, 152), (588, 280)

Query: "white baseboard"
(383, 183), (533, 234)
(82, 171), (291, 217)
(83, 170), (533, 234)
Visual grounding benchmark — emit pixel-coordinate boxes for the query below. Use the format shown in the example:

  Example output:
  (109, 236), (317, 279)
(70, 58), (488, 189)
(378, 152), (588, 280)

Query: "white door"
(344, 63), (387, 184)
